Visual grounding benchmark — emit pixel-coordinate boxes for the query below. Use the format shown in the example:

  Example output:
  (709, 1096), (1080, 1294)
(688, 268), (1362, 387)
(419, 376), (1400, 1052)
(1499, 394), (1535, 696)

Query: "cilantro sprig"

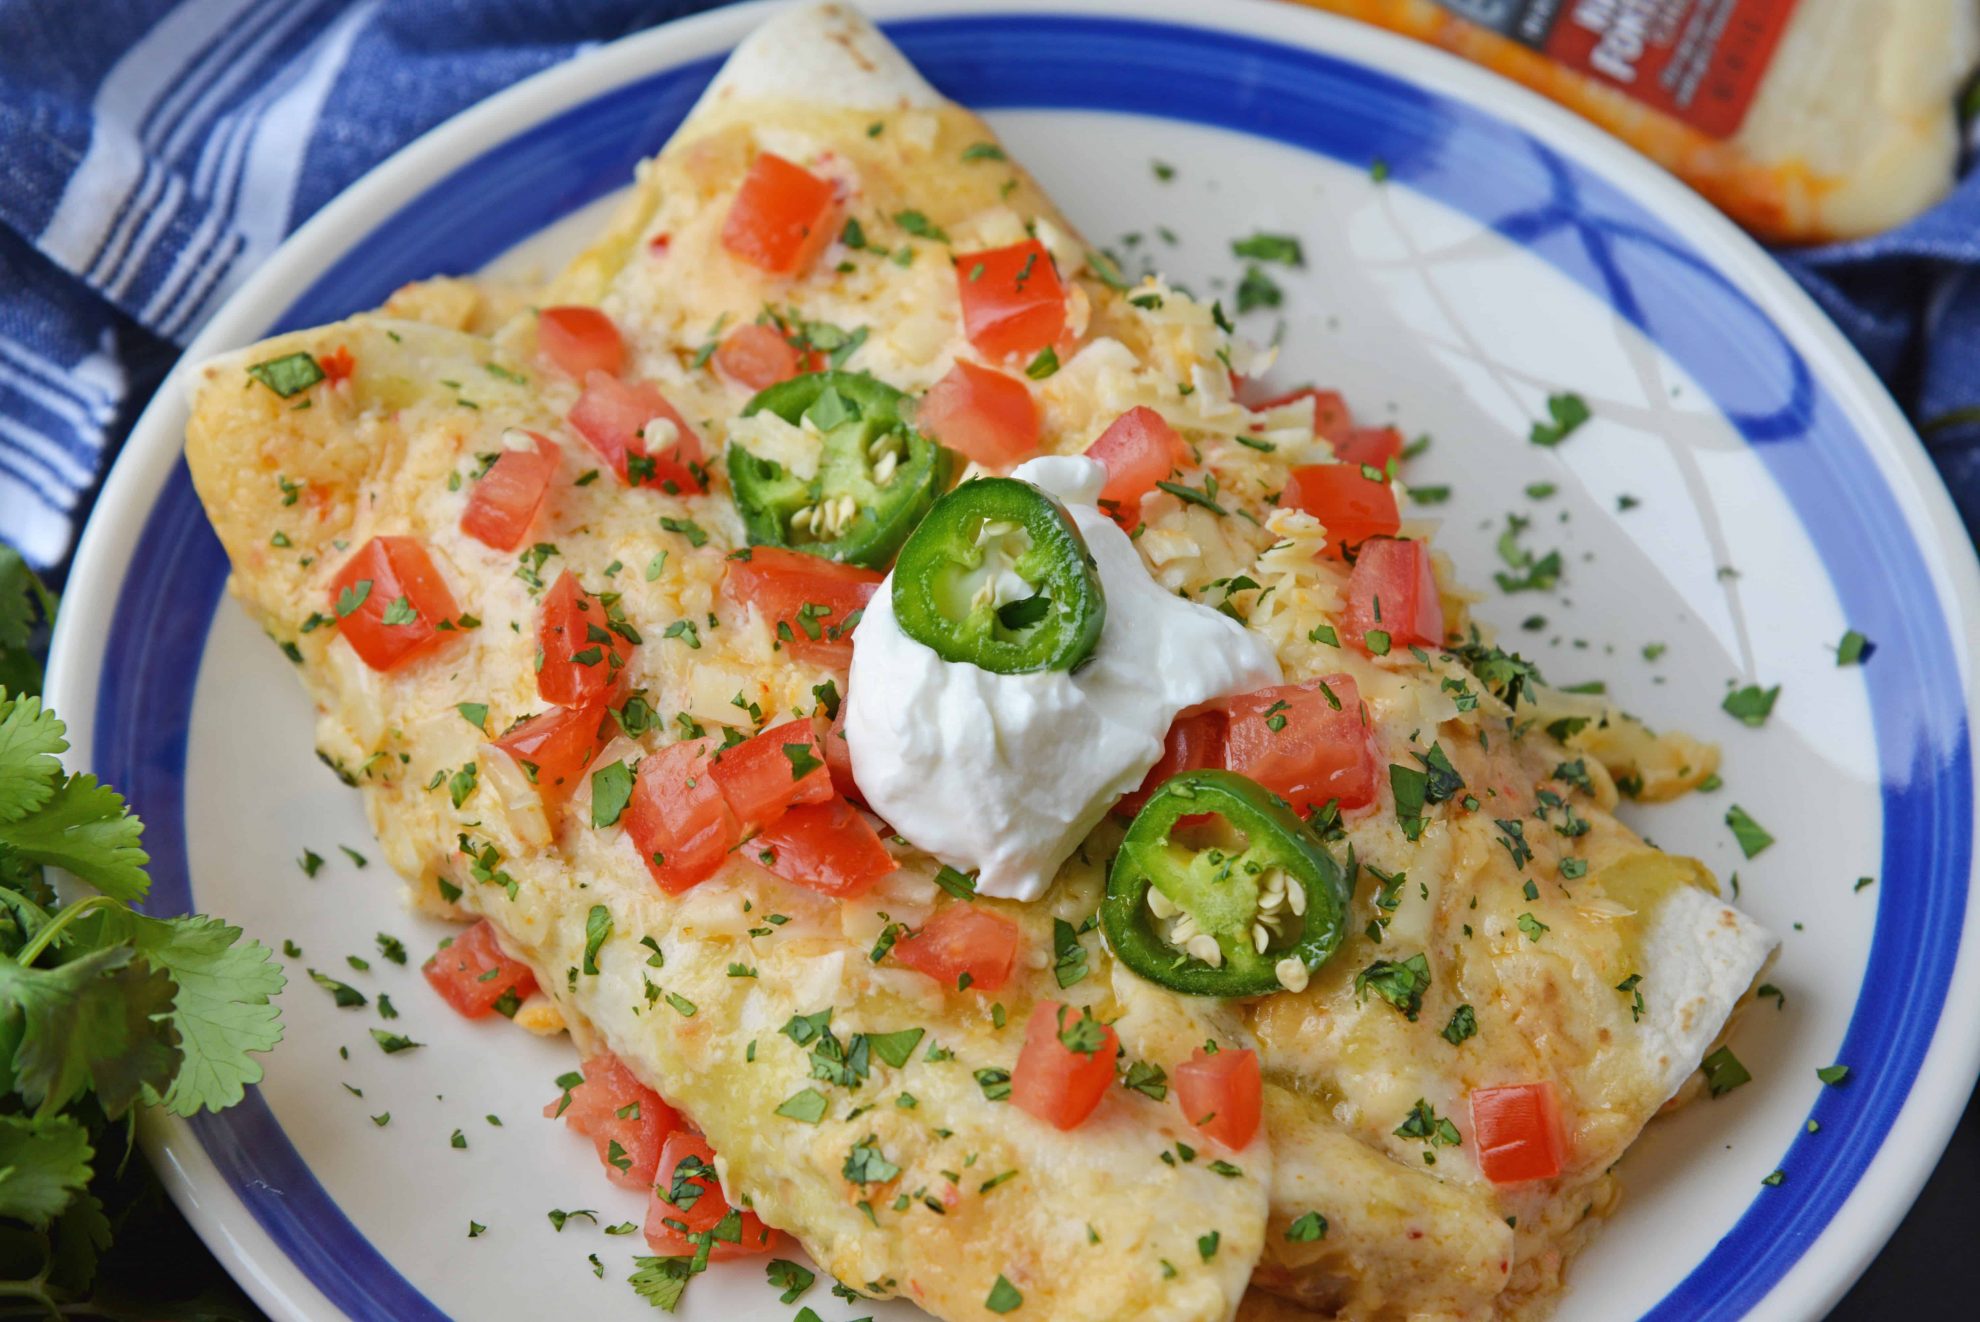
(0, 565), (284, 1314)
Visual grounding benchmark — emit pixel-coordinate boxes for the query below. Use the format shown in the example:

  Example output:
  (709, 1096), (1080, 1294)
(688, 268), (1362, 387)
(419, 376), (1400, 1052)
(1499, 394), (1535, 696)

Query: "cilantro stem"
(14, 893), (123, 966)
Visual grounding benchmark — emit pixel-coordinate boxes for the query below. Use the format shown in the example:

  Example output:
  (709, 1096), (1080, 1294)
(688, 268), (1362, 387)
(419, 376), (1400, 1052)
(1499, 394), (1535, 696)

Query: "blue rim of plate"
(90, 12), (1969, 1321)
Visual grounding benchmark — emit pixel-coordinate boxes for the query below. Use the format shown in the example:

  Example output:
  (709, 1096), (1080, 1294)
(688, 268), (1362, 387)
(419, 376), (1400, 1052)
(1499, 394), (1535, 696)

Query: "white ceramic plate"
(45, 2), (1980, 1319)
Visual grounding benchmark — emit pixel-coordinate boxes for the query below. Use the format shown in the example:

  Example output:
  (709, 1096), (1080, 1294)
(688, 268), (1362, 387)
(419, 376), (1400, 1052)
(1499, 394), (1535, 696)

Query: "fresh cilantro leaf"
(591, 760), (634, 829)
(0, 1112), (94, 1227)
(309, 968), (366, 1008)
(628, 1254), (695, 1311)
(0, 945), (179, 1118)
(1725, 804), (1774, 858)
(985, 1275), (1023, 1314)
(1701, 1046), (1751, 1097)
(1231, 232), (1303, 265)
(1529, 392), (1591, 447)
(1721, 684), (1780, 727)
(1051, 918), (1088, 988)
(842, 1134), (900, 1184)
(1235, 265), (1282, 314)
(767, 1258), (816, 1303)
(1441, 1004), (1477, 1045)
(246, 351), (324, 398)
(0, 716), (148, 900)
(583, 905), (612, 976)
(867, 1028), (924, 1069)
(1354, 953), (1430, 1021)
(1285, 1210), (1328, 1242)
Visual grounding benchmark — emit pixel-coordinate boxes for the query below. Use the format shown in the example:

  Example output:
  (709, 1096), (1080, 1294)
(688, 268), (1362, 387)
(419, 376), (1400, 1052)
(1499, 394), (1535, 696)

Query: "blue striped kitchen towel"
(3, 0), (1979, 573)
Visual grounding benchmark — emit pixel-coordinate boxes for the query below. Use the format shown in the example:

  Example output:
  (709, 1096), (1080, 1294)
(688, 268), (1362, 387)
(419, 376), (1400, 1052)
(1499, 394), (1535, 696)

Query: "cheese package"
(1294, 0), (1979, 243)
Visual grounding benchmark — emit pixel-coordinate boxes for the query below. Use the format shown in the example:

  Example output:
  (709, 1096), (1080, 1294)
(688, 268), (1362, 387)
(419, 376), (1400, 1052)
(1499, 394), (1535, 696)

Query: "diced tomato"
(820, 707), (861, 804)
(1223, 675), (1376, 814)
(1011, 1001), (1118, 1131)
(721, 151), (840, 277)
(544, 1052), (678, 1191)
(537, 306), (626, 379)
(715, 322), (803, 391)
(1116, 707), (1227, 818)
(568, 370), (706, 493)
(709, 719), (833, 833)
(1345, 538), (1444, 653)
(537, 570), (635, 707)
(320, 345), (356, 384)
(724, 545), (881, 666)
(890, 904), (1021, 993)
(644, 1130), (780, 1258)
(624, 737), (741, 893)
(493, 704), (606, 801)
(954, 239), (1067, 361)
(329, 536), (461, 672)
(1173, 1047), (1262, 1149)
(422, 919), (538, 1019)
(1086, 406), (1187, 525)
(1253, 387), (1352, 444)
(755, 798), (897, 898)
(1277, 464), (1400, 555)
(461, 433), (562, 551)
(916, 361), (1039, 468)
(1336, 425), (1403, 471)
(1470, 1082), (1567, 1184)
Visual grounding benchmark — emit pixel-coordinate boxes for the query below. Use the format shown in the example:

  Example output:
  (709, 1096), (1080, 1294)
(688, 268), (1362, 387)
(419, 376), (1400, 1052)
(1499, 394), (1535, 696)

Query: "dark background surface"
(1828, 1081), (1978, 1318)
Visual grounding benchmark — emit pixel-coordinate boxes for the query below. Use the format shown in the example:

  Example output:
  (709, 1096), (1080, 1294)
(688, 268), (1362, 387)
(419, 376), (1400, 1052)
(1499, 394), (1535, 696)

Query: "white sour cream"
(845, 456), (1282, 900)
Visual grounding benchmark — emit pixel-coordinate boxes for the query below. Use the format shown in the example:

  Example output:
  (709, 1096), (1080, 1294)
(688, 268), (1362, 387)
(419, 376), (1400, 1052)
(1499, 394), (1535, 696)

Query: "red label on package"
(1430, 0), (1802, 138)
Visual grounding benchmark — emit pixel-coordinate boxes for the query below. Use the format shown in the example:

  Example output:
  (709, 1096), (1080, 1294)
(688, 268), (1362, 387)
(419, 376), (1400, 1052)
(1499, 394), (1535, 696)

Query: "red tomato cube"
(1277, 463), (1400, 555)
(955, 238), (1067, 360)
(543, 1051), (678, 1190)
(916, 361), (1040, 468)
(537, 306), (625, 379)
(1173, 1046), (1262, 1149)
(1345, 538), (1444, 654)
(329, 536), (461, 672)
(1223, 675), (1376, 813)
(890, 904), (1021, 993)
(1252, 386), (1352, 444)
(644, 1130), (780, 1258)
(1086, 406), (1188, 525)
(624, 738), (740, 893)
(721, 152), (840, 277)
(461, 433), (562, 551)
(724, 546), (881, 666)
(568, 370), (706, 492)
(754, 798), (897, 898)
(493, 704), (606, 802)
(536, 570), (635, 707)
(1336, 425), (1403, 471)
(1115, 706), (1227, 818)
(1470, 1082), (1567, 1184)
(422, 919), (538, 1019)
(820, 707), (861, 805)
(709, 719), (834, 834)
(714, 322), (803, 391)
(1011, 1001), (1119, 1131)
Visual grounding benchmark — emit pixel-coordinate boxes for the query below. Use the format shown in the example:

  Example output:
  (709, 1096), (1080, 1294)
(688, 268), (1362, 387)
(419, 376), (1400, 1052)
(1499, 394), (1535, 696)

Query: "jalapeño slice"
(1102, 770), (1349, 996)
(891, 477), (1105, 674)
(729, 370), (953, 569)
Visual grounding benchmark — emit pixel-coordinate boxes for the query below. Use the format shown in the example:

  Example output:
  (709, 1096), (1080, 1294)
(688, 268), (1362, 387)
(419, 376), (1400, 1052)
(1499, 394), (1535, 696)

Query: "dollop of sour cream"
(845, 456), (1282, 900)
